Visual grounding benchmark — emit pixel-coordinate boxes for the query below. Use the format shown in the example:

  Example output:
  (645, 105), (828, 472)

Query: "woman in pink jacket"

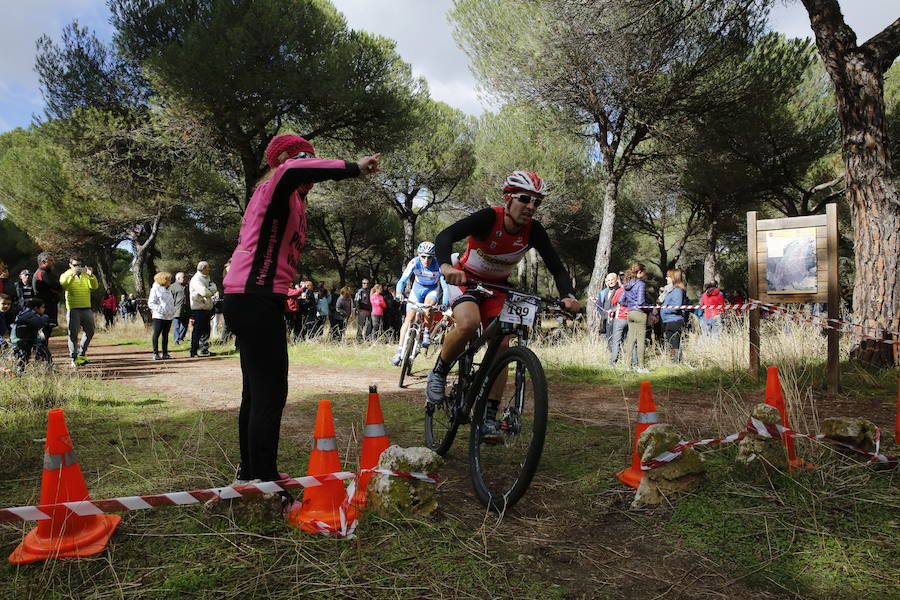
(369, 284), (387, 338)
(222, 134), (379, 492)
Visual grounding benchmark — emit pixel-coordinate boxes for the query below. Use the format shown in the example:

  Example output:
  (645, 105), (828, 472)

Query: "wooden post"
(826, 203), (841, 393)
(747, 211), (760, 380)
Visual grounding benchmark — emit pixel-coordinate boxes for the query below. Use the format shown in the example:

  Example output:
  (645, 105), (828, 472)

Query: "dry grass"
(535, 312), (848, 374)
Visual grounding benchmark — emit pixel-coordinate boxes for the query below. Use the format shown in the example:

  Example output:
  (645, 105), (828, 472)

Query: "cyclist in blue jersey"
(390, 241), (450, 366)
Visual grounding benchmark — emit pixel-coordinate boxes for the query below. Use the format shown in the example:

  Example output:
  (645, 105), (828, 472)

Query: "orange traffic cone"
(9, 409), (121, 564)
(352, 385), (390, 508)
(764, 366), (814, 471)
(287, 400), (357, 533)
(617, 381), (658, 489)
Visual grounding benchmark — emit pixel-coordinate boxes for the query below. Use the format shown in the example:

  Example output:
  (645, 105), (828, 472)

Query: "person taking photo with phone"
(60, 257), (99, 366)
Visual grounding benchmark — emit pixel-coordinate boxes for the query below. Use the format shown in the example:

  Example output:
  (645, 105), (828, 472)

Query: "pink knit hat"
(265, 134), (316, 168)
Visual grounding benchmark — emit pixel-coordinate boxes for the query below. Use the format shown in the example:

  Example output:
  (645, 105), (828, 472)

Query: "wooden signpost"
(747, 203), (840, 393)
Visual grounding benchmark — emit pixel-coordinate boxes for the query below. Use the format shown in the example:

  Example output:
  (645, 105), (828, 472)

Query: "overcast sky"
(1, 0), (897, 133)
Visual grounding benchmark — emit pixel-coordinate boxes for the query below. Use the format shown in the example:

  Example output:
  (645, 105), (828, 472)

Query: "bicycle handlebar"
(399, 298), (448, 313)
(466, 280), (564, 310)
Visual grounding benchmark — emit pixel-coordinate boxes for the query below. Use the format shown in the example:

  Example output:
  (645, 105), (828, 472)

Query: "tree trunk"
(586, 178), (618, 325)
(528, 248), (538, 294)
(91, 250), (111, 293)
(837, 70), (900, 365)
(703, 218), (720, 286)
(130, 245), (147, 298)
(130, 213), (163, 298)
(145, 246), (158, 284)
(240, 151), (264, 212)
(801, 0), (900, 365)
(517, 256), (527, 289)
(403, 215), (417, 259)
(656, 237), (668, 278)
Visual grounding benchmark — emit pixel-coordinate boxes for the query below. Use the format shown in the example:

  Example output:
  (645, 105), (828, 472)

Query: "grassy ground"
(0, 363), (897, 599)
(0, 373), (560, 599)
(284, 314), (899, 402)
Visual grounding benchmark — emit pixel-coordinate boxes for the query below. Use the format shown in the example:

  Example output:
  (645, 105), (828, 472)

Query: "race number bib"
(499, 292), (539, 327)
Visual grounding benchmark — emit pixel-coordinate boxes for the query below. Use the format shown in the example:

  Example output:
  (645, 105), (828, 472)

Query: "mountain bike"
(423, 281), (560, 512)
(398, 300), (440, 388)
(423, 309), (454, 357)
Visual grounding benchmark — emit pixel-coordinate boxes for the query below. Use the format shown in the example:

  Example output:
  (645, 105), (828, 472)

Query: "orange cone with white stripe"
(287, 400), (357, 533)
(353, 385), (390, 508)
(764, 366), (814, 471)
(9, 409), (121, 564)
(617, 381), (658, 489)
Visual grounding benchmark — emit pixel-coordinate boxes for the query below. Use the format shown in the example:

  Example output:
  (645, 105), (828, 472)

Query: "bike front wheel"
(424, 355), (468, 456)
(469, 346), (548, 512)
(424, 321), (442, 357)
(398, 326), (417, 388)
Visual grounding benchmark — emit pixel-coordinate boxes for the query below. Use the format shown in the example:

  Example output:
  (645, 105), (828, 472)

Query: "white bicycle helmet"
(503, 170), (547, 196)
(417, 241), (435, 256)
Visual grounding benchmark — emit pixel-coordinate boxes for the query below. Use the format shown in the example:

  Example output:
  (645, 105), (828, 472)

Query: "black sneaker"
(479, 419), (504, 445)
(425, 369), (446, 404)
(199, 350), (217, 357)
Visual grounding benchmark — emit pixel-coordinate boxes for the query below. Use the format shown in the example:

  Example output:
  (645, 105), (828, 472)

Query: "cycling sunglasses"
(290, 150), (312, 160)
(511, 193), (542, 208)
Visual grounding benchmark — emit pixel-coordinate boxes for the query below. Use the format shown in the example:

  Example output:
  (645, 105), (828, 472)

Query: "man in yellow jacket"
(60, 257), (99, 366)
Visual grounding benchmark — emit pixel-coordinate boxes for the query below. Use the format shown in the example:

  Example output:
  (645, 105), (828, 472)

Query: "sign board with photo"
(747, 205), (840, 392)
(765, 227), (818, 294)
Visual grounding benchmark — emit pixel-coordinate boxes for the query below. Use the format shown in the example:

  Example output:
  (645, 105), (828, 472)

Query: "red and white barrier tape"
(0, 468), (438, 537)
(747, 299), (900, 343)
(589, 297), (900, 346)
(640, 418), (897, 470)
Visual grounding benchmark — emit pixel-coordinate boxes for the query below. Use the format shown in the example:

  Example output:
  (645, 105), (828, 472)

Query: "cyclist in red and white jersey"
(427, 170), (581, 441)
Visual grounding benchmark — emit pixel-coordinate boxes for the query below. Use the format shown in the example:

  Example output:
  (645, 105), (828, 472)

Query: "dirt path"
(58, 337), (896, 435)
(61, 338), (742, 431)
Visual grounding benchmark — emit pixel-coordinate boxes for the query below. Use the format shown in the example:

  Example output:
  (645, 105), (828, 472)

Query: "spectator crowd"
(596, 261), (747, 372)
(1, 251), (416, 374)
(2, 250), (819, 378)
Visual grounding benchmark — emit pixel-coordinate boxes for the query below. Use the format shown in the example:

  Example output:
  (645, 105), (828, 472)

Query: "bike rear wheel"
(424, 355), (468, 456)
(469, 346), (548, 512)
(398, 326), (417, 388)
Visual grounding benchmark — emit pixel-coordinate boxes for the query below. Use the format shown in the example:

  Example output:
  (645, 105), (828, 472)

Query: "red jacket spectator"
(701, 287), (726, 319)
(370, 291), (387, 316)
(101, 294), (118, 312)
(730, 291), (745, 315)
(611, 287), (628, 320)
(285, 285), (302, 313)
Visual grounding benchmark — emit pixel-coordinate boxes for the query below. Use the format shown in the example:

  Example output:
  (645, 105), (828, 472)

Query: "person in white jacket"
(189, 261), (217, 357)
(147, 272), (176, 360)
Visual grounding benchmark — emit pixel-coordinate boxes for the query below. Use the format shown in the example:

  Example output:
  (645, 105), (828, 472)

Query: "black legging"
(224, 293), (287, 481)
(664, 319), (685, 362)
(151, 318), (172, 354)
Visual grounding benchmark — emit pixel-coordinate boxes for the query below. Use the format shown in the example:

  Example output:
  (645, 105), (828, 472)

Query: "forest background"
(0, 0), (897, 361)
